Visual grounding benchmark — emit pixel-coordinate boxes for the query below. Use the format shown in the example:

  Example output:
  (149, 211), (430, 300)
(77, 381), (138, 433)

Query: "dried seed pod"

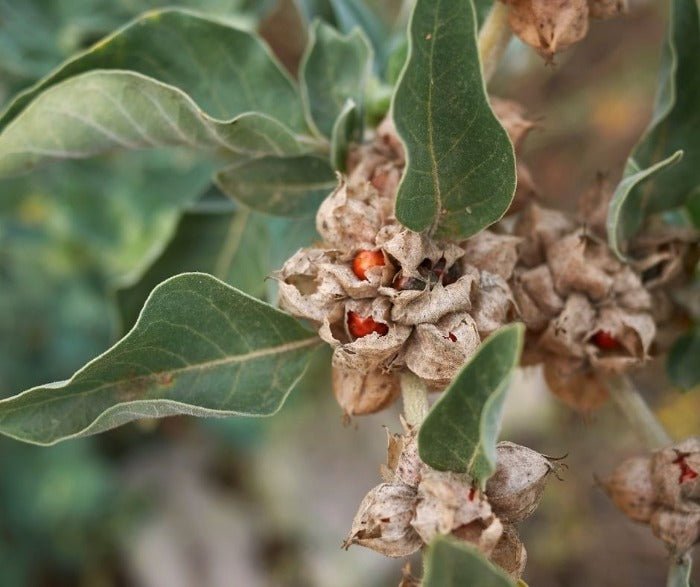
(489, 524), (528, 580)
(462, 231), (522, 280)
(588, 0), (626, 19)
(504, 0), (590, 59)
(490, 98), (535, 151)
(384, 423), (425, 487)
(514, 204), (574, 267)
(411, 471), (502, 550)
(650, 508), (700, 554)
(471, 272), (518, 338)
(542, 356), (609, 413)
(344, 483), (423, 557)
(601, 455), (655, 523)
(485, 441), (555, 523)
(332, 367), (401, 416)
(538, 293), (596, 359)
(652, 438), (700, 514)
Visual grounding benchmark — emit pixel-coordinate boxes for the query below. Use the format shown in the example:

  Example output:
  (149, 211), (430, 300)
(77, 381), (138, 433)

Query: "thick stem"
(401, 371), (429, 427)
(477, 2), (512, 83)
(607, 374), (671, 450)
(667, 553), (692, 587)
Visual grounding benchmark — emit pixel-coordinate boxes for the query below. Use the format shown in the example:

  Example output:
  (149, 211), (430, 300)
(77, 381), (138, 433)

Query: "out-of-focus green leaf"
(423, 536), (515, 587)
(418, 324), (524, 486)
(0, 273), (321, 445)
(300, 20), (371, 138)
(0, 9), (305, 133)
(668, 326), (700, 392)
(392, 0), (515, 238)
(116, 206), (270, 330)
(328, 0), (389, 70)
(216, 154), (336, 216)
(606, 152), (683, 258)
(607, 0), (700, 253)
(331, 99), (359, 170)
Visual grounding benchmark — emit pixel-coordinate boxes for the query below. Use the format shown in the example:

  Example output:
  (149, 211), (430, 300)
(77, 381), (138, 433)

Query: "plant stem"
(607, 374), (671, 450)
(667, 553), (692, 587)
(401, 371), (429, 427)
(477, 2), (512, 83)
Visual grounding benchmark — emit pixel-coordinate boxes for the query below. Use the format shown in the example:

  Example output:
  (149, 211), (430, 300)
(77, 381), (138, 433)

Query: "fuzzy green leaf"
(392, 0), (515, 238)
(0, 273), (320, 445)
(418, 324), (524, 485)
(330, 99), (359, 171)
(423, 537), (515, 587)
(0, 9), (305, 133)
(608, 0), (700, 253)
(300, 21), (371, 138)
(116, 207), (271, 331)
(216, 154), (336, 216)
(607, 152), (683, 258)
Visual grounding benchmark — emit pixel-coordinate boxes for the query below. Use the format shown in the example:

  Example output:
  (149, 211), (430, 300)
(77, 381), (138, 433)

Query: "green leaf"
(606, 151), (683, 258)
(423, 536), (515, 587)
(0, 71), (302, 177)
(0, 273), (320, 445)
(300, 20), (372, 138)
(330, 99), (359, 171)
(327, 0), (390, 71)
(392, 0), (516, 238)
(0, 9), (305, 133)
(668, 326), (700, 392)
(216, 154), (336, 216)
(116, 206), (271, 331)
(418, 324), (524, 485)
(608, 0), (700, 251)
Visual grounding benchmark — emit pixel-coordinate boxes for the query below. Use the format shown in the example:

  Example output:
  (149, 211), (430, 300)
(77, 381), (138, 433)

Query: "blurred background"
(0, 0), (698, 585)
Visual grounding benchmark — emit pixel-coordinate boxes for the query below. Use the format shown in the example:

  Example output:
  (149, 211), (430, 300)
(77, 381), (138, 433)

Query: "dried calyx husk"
(344, 422), (558, 580)
(601, 437), (700, 554)
(510, 202), (657, 413)
(500, 0), (627, 61)
(275, 117), (518, 416)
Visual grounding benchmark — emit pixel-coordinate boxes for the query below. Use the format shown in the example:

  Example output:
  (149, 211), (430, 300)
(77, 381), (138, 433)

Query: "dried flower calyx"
(602, 437), (700, 554)
(501, 0), (627, 60)
(345, 423), (556, 580)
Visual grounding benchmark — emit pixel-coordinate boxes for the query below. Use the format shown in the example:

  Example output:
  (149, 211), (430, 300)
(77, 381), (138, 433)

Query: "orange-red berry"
(591, 330), (621, 350)
(673, 453), (699, 484)
(347, 311), (389, 338)
(352, 250), (385, 280)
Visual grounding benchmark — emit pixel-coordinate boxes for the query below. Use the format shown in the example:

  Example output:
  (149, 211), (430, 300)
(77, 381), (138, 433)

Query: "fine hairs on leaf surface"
(607, 0), (700, 254)
(418, 324), (525, 485)
(0, 273), (321, 445)
(422, 536), (516, 587)
(392, 0), (516, 238)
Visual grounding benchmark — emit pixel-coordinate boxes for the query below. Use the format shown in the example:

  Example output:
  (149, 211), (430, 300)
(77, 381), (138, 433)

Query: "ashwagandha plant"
(0, 0), (698, 584)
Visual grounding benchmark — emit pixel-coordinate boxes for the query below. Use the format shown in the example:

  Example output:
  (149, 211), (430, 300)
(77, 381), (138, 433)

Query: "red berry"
(591, 330), (621, 350)
(672, 452), (699, 484)
(352, 250), (385, 280)
(445, 332), (457, 342)
(347, 311), (389, 338)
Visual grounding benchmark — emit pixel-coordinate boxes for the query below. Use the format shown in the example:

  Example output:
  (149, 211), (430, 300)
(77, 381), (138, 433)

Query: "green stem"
(477, 2), (512, 83)
(607, 373), (671, 450)
(667, 553), (692, 587)
(401, 371), (429, 427)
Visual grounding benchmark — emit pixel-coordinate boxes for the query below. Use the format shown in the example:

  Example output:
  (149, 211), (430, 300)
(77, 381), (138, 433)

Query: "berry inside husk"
(352, 250), (385, 280)
(672, 452), (699, 484)
(347, 311), (389, 338)
(591, 330), (621, 350)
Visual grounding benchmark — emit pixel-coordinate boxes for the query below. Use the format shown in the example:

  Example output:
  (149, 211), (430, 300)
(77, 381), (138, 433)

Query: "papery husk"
(514, 204), (574, 267)
(542, 356), (609, 412)
(383, 423), (424, 487)
(504, 0), (590, 59)
(344, 483), (423, 557)
(651, 437), (700, 514)
(489, 524), (528, 580)
(650, 508), (700, 554)
(411, 471), (502, 554)
(332, 366), (401, 416)
(588, 307), (655, 372)
(486, 442), (554, 523)
(471, 272), (518, 337)
(538, 294), (596, 359)
(404, 313), (481, 388)
(588, 0), (626, 19)
(490, 97), (535, 151)
(601, 455), (655, 523)
(462, 231), (521, 280)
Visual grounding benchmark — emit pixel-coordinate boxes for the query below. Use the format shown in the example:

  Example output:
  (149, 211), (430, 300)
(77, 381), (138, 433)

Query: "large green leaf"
(423, 536), (515, 587)
(0, 70), (303, 177)
(216, 154), (336, 216)
(300, 20), (372, 139)
(607, 0), (700, 252)
(392, 0), (515, 238)
(0, 9), (305, 132)
(0, 273), (320, 445)
(116, 206), (271, 330)
(606, 152), (683, 258)
(418, 324), (524, 485)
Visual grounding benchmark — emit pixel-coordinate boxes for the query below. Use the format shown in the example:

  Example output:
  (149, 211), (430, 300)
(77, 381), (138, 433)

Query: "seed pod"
(485, 441), (554, 523)
(384, 425), (424, 487)
(332, 367), (400, 416)
(601, 455), (655, 523)
(344, 483), (423, 558)
(489, 524), (528, 580)
(652, 438), (700, 514)
(588, 0), (626, 19)
(650, 508), (700, 554)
